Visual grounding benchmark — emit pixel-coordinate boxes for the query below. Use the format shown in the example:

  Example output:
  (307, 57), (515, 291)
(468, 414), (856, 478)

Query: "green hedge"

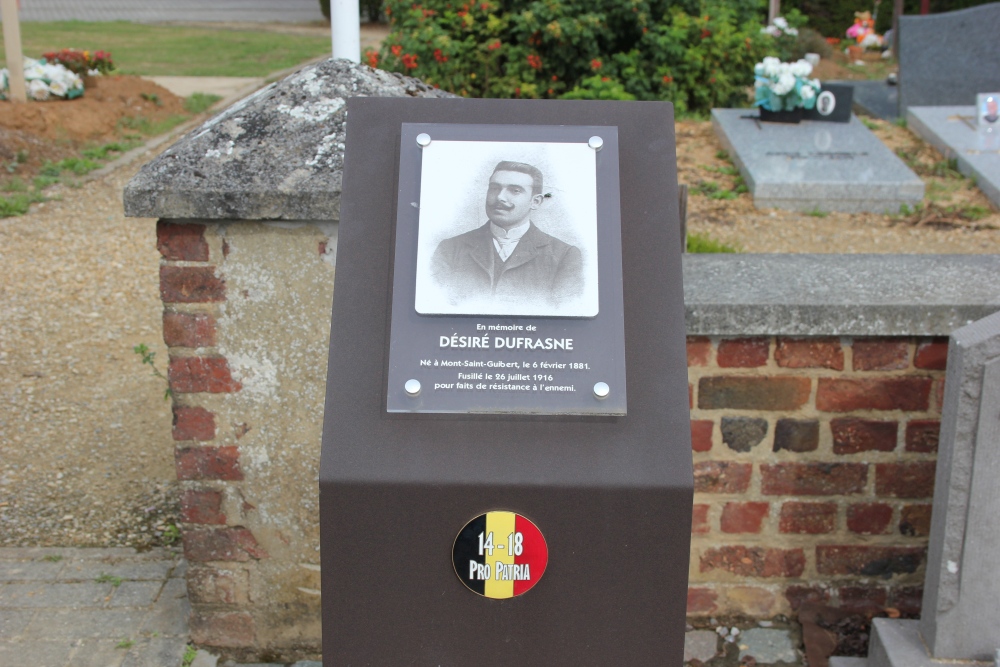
(373, 0), (791, 113)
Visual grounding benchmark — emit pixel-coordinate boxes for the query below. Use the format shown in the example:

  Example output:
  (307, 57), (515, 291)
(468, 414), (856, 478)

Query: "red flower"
(601, 76), (609, 82)
(701, 28), (712, 39)
(527, 54), (542, 70)
(391, 44), (402, 56)
(402, 53), (418, 69)
(422, 8), (436, 17)
(515, 87), (521, 97)
(488, 39), (502, 50)
(642, 26), (648, 33)
(590, 58), (602, 71)
(662, 75), (673, 83)
(710, 77), (717, 83)
(366, 51), (379, 68)
(457, 9), (468, 16)
(434, 48), (448, 62)
(548, 88), (554, 95)
(551, 75), (558, 81)
(480, 2), (489, 9)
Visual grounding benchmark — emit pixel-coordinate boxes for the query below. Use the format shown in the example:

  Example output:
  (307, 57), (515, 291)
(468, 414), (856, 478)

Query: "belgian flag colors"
(452, 511), (548, 599)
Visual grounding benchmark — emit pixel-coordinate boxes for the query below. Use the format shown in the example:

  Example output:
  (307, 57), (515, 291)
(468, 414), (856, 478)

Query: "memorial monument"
(319, 99), (693, 664)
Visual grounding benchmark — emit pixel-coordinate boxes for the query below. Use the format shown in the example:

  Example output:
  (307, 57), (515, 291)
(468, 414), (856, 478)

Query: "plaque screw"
(404, 379), (422, 397)
(593, 382), (610, 399)
(588, 136), (604, 151)
(416, 133), (432, 147)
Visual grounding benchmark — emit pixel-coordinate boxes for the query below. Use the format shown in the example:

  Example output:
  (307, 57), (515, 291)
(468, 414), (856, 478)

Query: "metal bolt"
(588, 136), (604, 151)
(593, 382), (610, 399)
(416, 133), (432, 147)
(404, 379), (421, 397)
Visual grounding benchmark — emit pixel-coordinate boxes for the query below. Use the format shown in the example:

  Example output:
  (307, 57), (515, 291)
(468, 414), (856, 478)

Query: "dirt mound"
(0, 75), (185, 144)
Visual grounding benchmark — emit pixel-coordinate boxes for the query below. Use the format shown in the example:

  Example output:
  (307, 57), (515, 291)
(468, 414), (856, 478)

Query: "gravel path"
(0, 117), (997, 550)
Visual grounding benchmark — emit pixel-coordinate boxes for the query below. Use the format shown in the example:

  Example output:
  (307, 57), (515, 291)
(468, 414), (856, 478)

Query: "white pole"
(330, 0), (361, 63)
(768, 0), (780, 25)
(1, 0), (27, 102)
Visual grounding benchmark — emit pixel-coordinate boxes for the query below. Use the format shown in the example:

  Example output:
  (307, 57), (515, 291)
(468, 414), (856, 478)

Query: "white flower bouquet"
(753, 56), (822, 112)
(1, 57), (84, 101)
(761, 16), (799, 38)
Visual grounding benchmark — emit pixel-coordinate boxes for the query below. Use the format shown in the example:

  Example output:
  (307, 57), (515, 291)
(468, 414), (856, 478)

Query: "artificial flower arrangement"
(753, 56), (822, 121)
(42, 49), (115, 76)
(1, 58), (84, 101)
(760, 16), (799, 38)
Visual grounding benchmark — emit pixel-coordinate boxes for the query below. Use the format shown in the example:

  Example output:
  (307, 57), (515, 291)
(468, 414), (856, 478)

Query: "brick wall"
(686, 335), (947, 617)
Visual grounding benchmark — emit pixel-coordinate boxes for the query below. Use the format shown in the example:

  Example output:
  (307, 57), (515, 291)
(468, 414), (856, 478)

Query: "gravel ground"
(0, 116), (997, 550)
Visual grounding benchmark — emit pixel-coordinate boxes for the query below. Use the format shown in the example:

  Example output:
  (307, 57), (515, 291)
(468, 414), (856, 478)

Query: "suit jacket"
(431, 222), (583, 306)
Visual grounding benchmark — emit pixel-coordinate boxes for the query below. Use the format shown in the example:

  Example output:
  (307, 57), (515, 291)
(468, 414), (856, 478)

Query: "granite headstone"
(907, 106), (1000, 208)
(711, 109), (923, 213)
(899, 3), (1000, 114)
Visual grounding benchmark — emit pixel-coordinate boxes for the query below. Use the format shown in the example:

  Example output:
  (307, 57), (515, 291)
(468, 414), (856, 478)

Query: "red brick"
(899, 504), (932, 537)
(773, 419), (819, 453)
(700, 546), (805, 578)
(184, 527), (269, 562)
(831, 418), (898, 454)
(817, 546), (924, 576)
(717, 338), (769, 368)
(775, 337), (844, 370)
(890, 586), (923, 616)
(172, 405), (216, 441)
(727, 586), (777, 616)
(699, 377), (811, 411)
(816, 377), (932, 412)
(933, 377), (945, 413)
(691, 420), (713, 452)
(720, 502), (769, 534)
(779, 502), (836, 534)
(847, 503), (893, 535)
(876, 462), (936, 499)
(687, 336), (711, 367)
(785, 585), (829, 610)
(914, 339), (948, 370)
(160, 266), (226, 303)
(189, 611), (254, 648)
(188, 566), (250, 605)
(852, 338), (910, 371)
(692, 504), (710, 535)
(839, 586), (887, 614)
(761, 463), (867, 496)
(175, 446), (243, 481)
(687, 587), (718, 614)
(905, 420), (940, 453)
(169, 356), (241, 394)
(688, 383), (693, 409)
(157, 221), (209, 261)
(694, 461), (752, 494)
(162, 312), (217, 348)
(181, 489), (226, 525)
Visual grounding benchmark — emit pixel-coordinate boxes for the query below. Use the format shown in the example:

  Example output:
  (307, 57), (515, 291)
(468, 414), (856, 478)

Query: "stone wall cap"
(123, 58), (455, 221)
(683, 253), (1000, 336)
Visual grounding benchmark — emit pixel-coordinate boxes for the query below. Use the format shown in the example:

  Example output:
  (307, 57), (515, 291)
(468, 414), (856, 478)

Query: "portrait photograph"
(413, 140), (600, 317)
(978, 93), (1000, 127)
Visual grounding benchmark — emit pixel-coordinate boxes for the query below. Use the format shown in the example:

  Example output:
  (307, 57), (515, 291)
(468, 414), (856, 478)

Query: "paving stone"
(108, 581), (163, 608)
(23, 609), (147, 639)
(191, 650), (219, 667)
(0, 560), (65, 581)
(0, 639), (76, 666)
(829, 658), (868, 666)
(291, 662), (323, 667)
(0, 582), (112, 608)
(684, 630), (719, 663)
(121, 636), (190, 667)
(739, 627), (799, 663)
(60, 560), (176, 582)
(66, 638), (128, 667)
(0, 610), (34, 639)
(141, 578), (190, 636)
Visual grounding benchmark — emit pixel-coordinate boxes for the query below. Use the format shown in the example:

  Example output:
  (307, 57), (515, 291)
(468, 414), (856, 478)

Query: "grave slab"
(712, 109), (923, 213)
(738, 627), (798, 663)
(907, 106), (1000, 208)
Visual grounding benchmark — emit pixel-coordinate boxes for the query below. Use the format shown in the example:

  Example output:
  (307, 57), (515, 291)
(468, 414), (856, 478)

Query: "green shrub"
(375, 0), (778, 113)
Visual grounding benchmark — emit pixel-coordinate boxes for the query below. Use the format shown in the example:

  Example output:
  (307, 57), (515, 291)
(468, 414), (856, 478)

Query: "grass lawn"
(0, 21), (330, 77)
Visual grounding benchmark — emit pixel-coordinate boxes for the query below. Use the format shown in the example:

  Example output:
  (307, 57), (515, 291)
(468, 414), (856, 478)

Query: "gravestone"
(319, 99), (693, 664)
(907, 106), (1000, 208)
(837, 309), (1000, 666)
(711, 109), (923, 213)
(898, 3), (1000, 114)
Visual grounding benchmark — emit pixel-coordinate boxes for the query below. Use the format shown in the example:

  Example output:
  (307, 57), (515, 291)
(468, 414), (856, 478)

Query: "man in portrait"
(430, 160), (583, 308)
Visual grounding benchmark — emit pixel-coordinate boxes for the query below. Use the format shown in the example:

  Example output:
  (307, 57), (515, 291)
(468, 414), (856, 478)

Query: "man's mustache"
(490, 202), (514, 211)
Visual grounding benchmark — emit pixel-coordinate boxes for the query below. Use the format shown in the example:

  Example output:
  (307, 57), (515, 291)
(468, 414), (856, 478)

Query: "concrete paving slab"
(0, 638), (77, 666)
(141, 578), (190, 636)
(22, 609), (147, 638)
(65, 639), (129, 667)
(148, 76), (265, 101)
(739, 627), (799, 663)
(0, 582), (112, 607)
(121, 636), (190, 667)
(830, 658), (868, 667)
(108, 580), (163, 607)
(0, 610), (34, 638)
(684, 630), (720, 662)
(60, 560), (176, 581)
(0, 560), (65, 581)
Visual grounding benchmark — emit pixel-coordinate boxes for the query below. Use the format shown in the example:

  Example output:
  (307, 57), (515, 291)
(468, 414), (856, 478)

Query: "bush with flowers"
(752, 56), (820, 111)
(372, 0), (782, 113)
(1, 57), (84, 101)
